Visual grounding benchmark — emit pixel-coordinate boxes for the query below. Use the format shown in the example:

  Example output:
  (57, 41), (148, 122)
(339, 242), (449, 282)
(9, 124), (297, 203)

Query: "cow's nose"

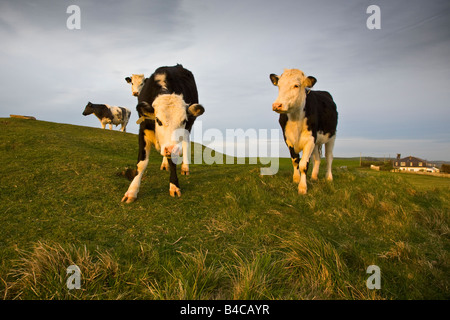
(133, 92), (139, 97)
(164, 146), (174, 156)
(272, 102), (283, 111)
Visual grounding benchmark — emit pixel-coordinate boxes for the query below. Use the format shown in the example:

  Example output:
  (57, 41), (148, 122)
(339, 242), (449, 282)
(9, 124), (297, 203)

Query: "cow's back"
(304, 90), (338, 138)
(161, 65), (199, 105)
(138, 64), (199, 106)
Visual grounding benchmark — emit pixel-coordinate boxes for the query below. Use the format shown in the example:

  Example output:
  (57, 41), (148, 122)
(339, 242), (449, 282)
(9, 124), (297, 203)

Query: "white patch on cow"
(100, 118), (109, 129)
(154, 73), (168, 90)
(129, 74), (145, 97)
(324, 135), (336, 181)
(105, 105), (130, 131)
(121, 129), (152, 203)
(152, 93), (188, 157)
(311, 146), (321, 180)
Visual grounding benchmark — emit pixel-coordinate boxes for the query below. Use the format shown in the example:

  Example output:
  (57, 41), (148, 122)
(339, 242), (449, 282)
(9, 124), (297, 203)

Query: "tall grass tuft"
(279, 233), (380, 299)
(6, 241), (125, 299)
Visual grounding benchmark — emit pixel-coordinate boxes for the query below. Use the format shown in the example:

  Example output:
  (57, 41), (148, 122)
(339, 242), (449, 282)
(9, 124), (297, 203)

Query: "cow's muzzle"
(272, 102), (284, 112)
(163, 145), (181, 158)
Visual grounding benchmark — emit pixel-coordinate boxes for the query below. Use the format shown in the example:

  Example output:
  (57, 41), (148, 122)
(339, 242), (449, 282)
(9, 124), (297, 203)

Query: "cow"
(125, 74), (146, 97)
(270, 68), (338, 194)
(122, 64), (204, 203)
(125, 73), (171, 172)
(82, 102), (131, 132)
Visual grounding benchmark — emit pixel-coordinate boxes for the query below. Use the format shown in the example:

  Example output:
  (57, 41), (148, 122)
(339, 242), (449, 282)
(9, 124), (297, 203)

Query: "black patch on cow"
(82, 102), (114, 120)
(304, 91), (338, 141)
(288, 146), (300, 167)
(278, 113), (288, 141)
(169, 158), (179, 188)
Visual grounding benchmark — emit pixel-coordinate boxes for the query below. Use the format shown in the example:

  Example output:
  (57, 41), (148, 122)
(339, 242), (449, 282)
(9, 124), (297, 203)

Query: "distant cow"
(122, 64), (204, 203)
(125, 74), (146, 97)
(270, 68), (338, 194)
(82, 102), (131, 132)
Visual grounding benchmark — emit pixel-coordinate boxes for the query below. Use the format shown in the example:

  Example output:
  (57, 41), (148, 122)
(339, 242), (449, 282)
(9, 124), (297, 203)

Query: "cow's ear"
(188, 104), (205, 117)
(304, 76), (317, 88)
(270, 74), (279, 86)
(136, 101), (154, 115)
(125, 77), (132, 83)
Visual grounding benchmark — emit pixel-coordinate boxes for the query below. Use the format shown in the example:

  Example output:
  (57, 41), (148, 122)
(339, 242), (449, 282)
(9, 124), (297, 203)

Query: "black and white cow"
(125, 73), (172, 172)
(270, 68), (338, 194)
(82, 102), (131, 132)
(122, 64), (204, 203)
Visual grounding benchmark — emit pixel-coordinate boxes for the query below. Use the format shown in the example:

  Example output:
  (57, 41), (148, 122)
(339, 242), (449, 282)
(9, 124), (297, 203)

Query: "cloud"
(0, 0), (449, 160)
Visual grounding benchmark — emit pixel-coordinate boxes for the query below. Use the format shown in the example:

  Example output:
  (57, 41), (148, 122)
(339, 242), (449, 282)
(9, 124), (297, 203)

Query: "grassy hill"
(0, 118), (449, 299)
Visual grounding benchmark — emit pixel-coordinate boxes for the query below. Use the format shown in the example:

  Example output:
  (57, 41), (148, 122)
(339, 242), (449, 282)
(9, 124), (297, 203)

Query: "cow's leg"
(289, 146), (300, 184)
(168, 157), (181, 197)
(160, 157), (169, 171)
(122, 132), (151, 203)
(121, 123), (126, 132)
(311, 145), (321, 180)
(298, 138), (315, 195)
(181, 139), (190, 175)
(109, 123), (113, 130)
(325, 136), (336, 181)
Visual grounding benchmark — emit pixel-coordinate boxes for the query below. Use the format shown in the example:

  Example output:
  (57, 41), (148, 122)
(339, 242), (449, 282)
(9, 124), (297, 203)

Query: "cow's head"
(82, 102), (94, 115)
(152, 93), (204, 158)
(125, 74), (145, 97)
(270, 69), (316, 113)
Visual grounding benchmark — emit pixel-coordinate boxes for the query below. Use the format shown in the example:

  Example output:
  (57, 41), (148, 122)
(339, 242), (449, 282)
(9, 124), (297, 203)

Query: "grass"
(0, 118), (449, 300)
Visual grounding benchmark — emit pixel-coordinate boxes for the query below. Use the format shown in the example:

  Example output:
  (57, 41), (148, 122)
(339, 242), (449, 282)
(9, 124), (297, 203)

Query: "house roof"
(397, 156), (426, 163)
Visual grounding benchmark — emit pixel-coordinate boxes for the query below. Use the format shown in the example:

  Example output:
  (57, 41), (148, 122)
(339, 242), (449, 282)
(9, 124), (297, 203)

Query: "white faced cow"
(270, 68), (338, 194)
(122, 64), (204, 203)
(82, 102), (131, 132)
(125, 74), (146, 97)
(125, 73), (172, 172)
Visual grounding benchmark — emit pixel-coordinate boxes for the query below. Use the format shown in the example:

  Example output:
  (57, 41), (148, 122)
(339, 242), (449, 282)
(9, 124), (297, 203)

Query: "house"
(393, 154), (440, 173)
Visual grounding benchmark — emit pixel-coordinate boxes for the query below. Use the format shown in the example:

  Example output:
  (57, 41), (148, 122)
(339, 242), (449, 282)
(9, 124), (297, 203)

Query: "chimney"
(397, 153), (401, 160)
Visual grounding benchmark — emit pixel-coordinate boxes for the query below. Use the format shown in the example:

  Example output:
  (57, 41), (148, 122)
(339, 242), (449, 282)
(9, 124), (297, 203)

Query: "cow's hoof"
(298, 185), (307, 195)
(311, 175), (319, 181)
(169, 183), (181, 197)
(121, 192), (137, 203)
(181, 164), (190, 176)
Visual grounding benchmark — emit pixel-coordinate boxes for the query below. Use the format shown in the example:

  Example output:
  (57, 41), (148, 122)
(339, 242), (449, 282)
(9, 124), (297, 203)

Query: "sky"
(1, 0), (449, 160)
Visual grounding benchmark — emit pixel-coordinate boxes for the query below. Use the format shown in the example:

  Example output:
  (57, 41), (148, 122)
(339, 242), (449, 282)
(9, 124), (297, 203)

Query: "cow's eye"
(293, 84), (300, 89)
(156, 118), (163, 126)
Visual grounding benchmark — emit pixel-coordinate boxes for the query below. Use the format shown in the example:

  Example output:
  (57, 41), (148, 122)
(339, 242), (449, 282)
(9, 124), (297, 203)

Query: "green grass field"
(0, 118), (449, 299)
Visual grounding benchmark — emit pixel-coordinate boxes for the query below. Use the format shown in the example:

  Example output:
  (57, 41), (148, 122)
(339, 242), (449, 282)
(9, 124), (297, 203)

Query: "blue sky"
(1, 0), (449, 160)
